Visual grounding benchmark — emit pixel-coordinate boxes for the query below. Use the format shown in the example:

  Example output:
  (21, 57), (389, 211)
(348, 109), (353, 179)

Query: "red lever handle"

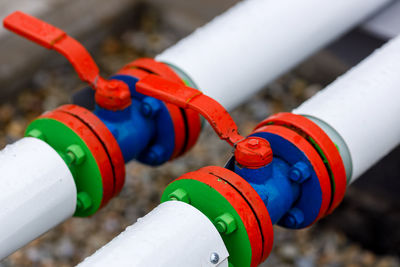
(137, 74), (244, 146)
(3, 11), (130, 110)
(136, 75), (273, 167)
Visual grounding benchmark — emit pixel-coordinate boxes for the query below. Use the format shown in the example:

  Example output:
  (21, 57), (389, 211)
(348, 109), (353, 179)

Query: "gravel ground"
(1, 3), (399, 267)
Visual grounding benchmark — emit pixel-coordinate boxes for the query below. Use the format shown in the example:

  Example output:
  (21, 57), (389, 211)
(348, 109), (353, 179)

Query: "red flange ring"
(117, 67), (149, 80)
(254, 125), (332, 224)
(56, 104), (126, 197)
(120, 58), (202, 158)
(183, 108), (202, 154)
(118, 65), (186, 159)
(199, 166), (274, 262)
(257, 113), (346, 215)
(177, 169), (264, 267)
(124, 57), (183, 83)
(41, 110), (115, 208)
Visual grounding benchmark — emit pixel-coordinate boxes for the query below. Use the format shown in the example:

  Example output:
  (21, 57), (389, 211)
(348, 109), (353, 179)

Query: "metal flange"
(118, 58), (202, 159)
(161, 166), (274, 267)
(56, 104), (126, 197)
(256, 113), (347, 215)
(25, 110), (115, 216)
(251, 125), (332, 227)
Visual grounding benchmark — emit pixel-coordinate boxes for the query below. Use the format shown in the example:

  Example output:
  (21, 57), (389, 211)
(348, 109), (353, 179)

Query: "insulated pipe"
(0, 0), (395, 261)
(75, 36), (400, 266)
(157, 0), (392, 110)
(77, 201), (229, 267)
(293, 34), (400, 183)
(0, 137), (76, 258)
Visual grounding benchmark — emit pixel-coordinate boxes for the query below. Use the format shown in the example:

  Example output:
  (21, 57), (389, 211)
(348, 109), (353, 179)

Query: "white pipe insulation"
(0, 0), (396, 261)
(77, 201), (229, 267)
(0, 137), (76, 259)
(157, 0), (393, 110)
(294, 34), (400, 183)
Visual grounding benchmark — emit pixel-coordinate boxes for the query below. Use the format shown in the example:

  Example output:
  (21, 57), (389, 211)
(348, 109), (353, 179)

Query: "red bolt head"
(247, 138), (260, 148)
(95, 79), (132, 110)
(106, 80), (119, 90)
(235, 137), (273, 168)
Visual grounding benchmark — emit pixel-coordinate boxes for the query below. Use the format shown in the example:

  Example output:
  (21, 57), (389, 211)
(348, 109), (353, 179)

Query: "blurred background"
(0, 1), (399, 266)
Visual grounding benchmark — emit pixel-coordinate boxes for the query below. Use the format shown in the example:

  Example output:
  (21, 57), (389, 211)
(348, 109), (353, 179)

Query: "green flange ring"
(161, 176), (253, 267)
(25, 117), (103, 217)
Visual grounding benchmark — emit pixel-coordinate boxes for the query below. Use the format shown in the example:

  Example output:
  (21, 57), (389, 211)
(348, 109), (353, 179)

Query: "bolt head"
(246, 138), (260, 148)
(282, 208), (304, 228)
(140, 102), (152, 117)
(26, 129), (45, 141)
(289, 168), (302, 182)
(77, 192), (92, 211)
(146, 145), (165, 165)
(210, 252), (219, 264)
(66, 144), (86, 165)
(215, 212), (237, 235)
(168, 188), (190, 203)
(288, 161), (311, 183)
(140, 97), (161, 118)
(106, 80), (119, 90)
(235, 137), (273, 168)
(215, 221), (227, 233)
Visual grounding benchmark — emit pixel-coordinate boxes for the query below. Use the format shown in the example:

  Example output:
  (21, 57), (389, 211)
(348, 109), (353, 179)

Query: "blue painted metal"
(234, 158), (300, 225)
(228, 131), (324, 229)
(93, 74), (176, 165)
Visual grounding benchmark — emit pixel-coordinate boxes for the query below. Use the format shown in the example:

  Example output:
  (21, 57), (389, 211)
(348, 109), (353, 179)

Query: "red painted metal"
(257, 113), (347, 215)
(136, 74), (241, 144)
(4, 11), (131, 110)
(182, 108), (202, 154)
(117, 67), (149, 80)
(40, 110), (115, 207)
(199, 166), (274, 262)
(177, 169), (263, 267)
(124, 58), (183, 83)
(254, 125), (332, 224)
(56, 104), (126, 197)
(136, 74), (273, 168)
(122, 58), (201, 159)
(235, 137), (273, 168)
(121, 58), (202, 159)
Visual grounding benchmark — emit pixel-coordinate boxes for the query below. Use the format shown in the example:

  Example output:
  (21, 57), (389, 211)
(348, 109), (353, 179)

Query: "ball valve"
(3, 11), (348, 266)
(133, 75), (348, 267)
(3, 11), (201, 216)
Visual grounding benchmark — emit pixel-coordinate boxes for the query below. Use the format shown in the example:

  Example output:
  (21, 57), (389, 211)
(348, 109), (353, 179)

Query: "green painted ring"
(161, 177), (253, 267)
(25, 117), (104, 217)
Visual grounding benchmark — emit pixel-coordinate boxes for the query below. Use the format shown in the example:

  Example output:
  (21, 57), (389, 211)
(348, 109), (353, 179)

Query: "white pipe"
(156, 0), (392, 110)
(363, 1), (400, 39)
(77, 201), (229, 267)
(0, 137), (76, 259)
(294, 35), (400, 183)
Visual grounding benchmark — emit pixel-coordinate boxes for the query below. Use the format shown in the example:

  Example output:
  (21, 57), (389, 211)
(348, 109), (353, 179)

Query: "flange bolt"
(77, 192), (92, 211)
(146, 145), (166, 165)
(234, 137), (273, 168)
(214, 212), (237, 235)
(140, 97), (161, 118)
(66, 144), (86, 165)
(168, 188), (190, 203)
(26, 129), (45, 141)
(282, 208), (304, 228)
(288, 161), (311, 184)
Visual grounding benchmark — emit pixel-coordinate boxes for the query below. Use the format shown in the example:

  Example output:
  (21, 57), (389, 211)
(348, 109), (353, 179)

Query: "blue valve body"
(228, 131), (324, 229)
(94, 74), (176, 165)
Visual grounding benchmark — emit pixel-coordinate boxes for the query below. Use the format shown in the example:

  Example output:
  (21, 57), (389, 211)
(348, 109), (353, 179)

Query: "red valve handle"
(3, 11), (131, 110)
(137, 74), (243, 146)
(136, 75), (273, 167)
